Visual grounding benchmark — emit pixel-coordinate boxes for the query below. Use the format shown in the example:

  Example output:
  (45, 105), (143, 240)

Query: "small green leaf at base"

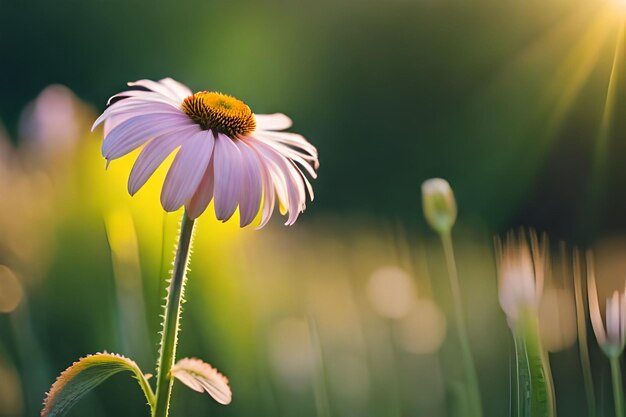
(171, 358), (232, 405)
(42, 352), (155, 417)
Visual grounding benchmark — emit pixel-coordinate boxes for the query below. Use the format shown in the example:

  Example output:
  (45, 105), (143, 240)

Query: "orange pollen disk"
(181, 91), (256, 138)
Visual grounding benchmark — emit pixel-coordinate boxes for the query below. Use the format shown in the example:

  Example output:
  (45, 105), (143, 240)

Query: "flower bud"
(496, 230), (545, 329)
(421, 178), (457, 234)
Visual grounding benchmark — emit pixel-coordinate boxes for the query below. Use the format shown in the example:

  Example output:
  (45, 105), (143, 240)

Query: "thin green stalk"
(104, 211), (151, 365)
(307, 316), (332, 417)
(440, 231), (483, 417)
(153, 213), (195, 417)
(610, 357), (624, 417)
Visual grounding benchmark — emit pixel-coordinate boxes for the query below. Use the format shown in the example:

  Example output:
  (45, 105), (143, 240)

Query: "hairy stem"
(440, 232), (483, 417)
(610, 356), (624, 417)
(153, 213), (195, 417)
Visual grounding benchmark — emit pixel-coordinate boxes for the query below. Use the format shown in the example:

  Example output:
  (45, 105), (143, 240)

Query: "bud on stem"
(421, 178), (457, 234)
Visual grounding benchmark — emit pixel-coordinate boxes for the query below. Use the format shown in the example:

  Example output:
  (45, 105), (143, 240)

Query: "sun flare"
(613, 0), (626, 11)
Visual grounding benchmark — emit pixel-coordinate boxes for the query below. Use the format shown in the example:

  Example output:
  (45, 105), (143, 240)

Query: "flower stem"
(610, 356), (624, 417)
(517, 311), (556, 417)
(440, 231), (483, 417)
(153, 213), (195, 417)
(513, 331), (530, 417)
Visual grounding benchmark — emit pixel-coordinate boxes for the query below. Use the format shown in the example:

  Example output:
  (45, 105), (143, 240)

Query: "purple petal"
(254, 113), (292, 131)
(106, 90), (180, 107)
(212, 134), (243, 222)
(160, 130), (214, 211)
(248, 134), (317, 178)
(186, 157), (215, 220)
(246, 144), (276, 229)
(128, 79), (182, 101)
(159, 78), (193, 101)
(128, 125), (197, 195)
(252, 140), (306, 225)
(102, 113), (193, 160)
(235, 140), (263, 227)
(93, 101), (180, 132)
(254, 130), (318, 160)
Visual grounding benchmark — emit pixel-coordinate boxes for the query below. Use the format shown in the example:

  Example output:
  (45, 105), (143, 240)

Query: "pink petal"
(102, 113), (193, 160)
(290, 160), (315, 200)
(252, 140), (304, 225)
(254, 130), (318, 161)
(106, 90), (180, 107)
(161, 130), (214, 211)
(102, 110), (181, 137)
(93, 101), (181, 132)
(252, 148), (276, 229)
(249, 135), (317, 178)
(213, 134), (243, 222)
(186, 157), (215, 220)
(159, 78), (193, 101)
(235, 140), (263, 227)
(257, 189), (276, 227)
(267, 160), (289, 215)
(254, 113), (292, 131)
(103, 113), (136, 137)
(128, 125), (198, 195)
(128, 79), (182, 102)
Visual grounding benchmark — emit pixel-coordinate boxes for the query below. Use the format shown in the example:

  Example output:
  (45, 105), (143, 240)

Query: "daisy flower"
(93, 78), (319, 227)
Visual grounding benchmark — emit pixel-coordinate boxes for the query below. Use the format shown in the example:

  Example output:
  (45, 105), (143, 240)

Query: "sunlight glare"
(612, 0), (626, 12)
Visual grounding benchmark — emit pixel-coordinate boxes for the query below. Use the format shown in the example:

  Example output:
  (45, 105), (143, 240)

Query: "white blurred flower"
(19, 85), (81, 155)
(495, 230), (545, 328)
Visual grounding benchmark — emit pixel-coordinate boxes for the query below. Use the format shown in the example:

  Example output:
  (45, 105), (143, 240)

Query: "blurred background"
(1, 0), (626, 415)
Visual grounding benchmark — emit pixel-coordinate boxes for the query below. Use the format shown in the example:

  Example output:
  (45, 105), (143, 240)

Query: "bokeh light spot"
(392, 299), (447, 354)
(0, 356), (23, 415)
(0, 265), (23, 313)
(539, 288), (577, 352)
(267, 317), (315, 390)
(366, 266), (416, 319)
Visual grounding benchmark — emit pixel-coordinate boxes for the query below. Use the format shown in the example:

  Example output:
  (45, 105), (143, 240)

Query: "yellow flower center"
(181, 91), (256, 137)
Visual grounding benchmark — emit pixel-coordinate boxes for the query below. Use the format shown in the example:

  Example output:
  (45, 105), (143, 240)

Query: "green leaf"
(171, 358), (232, 405)
(41, 352), (155, 417)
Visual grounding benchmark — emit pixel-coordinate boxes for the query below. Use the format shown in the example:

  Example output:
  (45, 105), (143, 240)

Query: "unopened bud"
(421, 178), (457, 234)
